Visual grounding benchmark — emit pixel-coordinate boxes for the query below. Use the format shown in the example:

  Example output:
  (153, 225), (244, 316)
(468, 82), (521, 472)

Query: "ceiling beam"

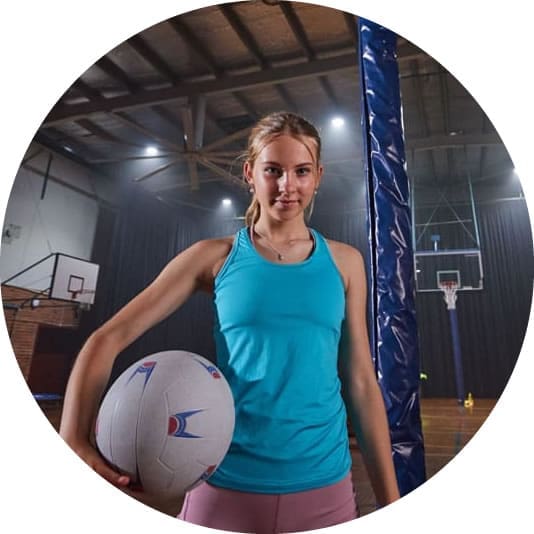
(96, 57), (141, 92)
(279, 2), (339, 109)
(71, 79), (102, 101)
(127, 35), (179, 83)
(318, 76), (339, 108)
(150, 105), (182, 130)
(219, 4), (293, 117)
(407, 132), (502, 152)
(167, 17), (224, 76)
(44, 52), (359, 125)
(232, 92), (260, 119)
(343, 12), (358, 48)
(165, 18), (229, 136)
(274, 83), (298, 111)
(219, 4), (269, 69)
(279, 2), (316, 60)
(33, 132), (109, 177)
(74, 117), (143, 148)
(110, 112), (183, 152)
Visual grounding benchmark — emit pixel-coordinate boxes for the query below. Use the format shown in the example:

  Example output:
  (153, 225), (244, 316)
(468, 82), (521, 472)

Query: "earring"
(314, 189), (318, 195)
(249, 186), (255, 194)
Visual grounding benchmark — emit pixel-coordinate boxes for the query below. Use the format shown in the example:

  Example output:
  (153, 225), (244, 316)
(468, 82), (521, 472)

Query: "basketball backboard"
(50, 254), (99, 304)
(2, 252), (99, 305)
(414, 249), (483, 292)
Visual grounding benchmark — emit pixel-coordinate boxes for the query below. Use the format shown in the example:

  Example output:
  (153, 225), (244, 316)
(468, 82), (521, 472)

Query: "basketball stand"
(440, 281), (466, 405)
(1, 252), (99, 310)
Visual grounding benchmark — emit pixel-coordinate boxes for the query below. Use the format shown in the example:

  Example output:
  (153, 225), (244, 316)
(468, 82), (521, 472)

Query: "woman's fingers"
(72, 441), (130, 488)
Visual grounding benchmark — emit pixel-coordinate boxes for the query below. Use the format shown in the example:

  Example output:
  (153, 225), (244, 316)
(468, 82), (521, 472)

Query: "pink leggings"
(178, 473), (358, 533)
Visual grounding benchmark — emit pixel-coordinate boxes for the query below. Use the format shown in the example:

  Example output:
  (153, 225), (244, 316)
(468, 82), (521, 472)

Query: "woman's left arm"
(336, 244), (401, 507)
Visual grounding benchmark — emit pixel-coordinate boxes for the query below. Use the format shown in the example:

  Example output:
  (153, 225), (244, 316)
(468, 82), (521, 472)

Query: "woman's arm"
(335, 243), (400, 507)
(59, 238), (232, 488)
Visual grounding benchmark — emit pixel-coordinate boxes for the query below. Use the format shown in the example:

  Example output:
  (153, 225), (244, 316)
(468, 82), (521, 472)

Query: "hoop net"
(68, 288), (96, 303)
(440, 281), (458, 310)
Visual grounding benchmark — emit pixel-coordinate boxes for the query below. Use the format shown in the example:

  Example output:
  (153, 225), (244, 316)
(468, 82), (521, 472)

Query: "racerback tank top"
(208, 226), (351, 493)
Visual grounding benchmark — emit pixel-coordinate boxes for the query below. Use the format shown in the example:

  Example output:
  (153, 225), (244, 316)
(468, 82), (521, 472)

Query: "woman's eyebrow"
(261, 160), (314, 166)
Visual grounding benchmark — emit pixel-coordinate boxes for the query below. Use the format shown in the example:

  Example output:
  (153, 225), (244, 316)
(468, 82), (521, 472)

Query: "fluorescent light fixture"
(145, 146), (159, 156)
(222, 198), (232, 207)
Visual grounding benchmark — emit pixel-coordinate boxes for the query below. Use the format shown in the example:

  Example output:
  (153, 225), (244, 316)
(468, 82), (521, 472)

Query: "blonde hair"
(244, 111), (321, 227)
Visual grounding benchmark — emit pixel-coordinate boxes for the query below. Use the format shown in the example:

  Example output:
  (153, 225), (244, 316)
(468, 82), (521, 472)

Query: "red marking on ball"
(168, 416), (178, 435)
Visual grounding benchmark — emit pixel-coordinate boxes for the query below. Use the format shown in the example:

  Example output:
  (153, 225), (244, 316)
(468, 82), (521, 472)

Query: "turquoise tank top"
(209, 227), (352, 493)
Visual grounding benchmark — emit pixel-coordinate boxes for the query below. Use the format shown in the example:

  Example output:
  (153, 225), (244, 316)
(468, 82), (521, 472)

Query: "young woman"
(60, 111), (400, 532)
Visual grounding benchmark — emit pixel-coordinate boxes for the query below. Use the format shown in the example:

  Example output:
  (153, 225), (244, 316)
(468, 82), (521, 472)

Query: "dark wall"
(416, 199), (533, 398)
(78, 182), (243, 384)
(28, 326), (80, 395)
(78, 181), (533, 399)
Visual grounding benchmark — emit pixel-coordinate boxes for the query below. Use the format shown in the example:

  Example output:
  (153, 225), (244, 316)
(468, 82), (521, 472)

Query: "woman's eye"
(264, 167), (281, 176)
(296, 167), (311, 176)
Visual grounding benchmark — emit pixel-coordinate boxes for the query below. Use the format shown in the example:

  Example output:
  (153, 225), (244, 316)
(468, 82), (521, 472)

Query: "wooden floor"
(352, 397), (496, 515)
(36, 397), (495, 517)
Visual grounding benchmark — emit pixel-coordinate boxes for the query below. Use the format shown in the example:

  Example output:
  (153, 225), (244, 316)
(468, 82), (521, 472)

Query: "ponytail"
(244, 196), (261, 227)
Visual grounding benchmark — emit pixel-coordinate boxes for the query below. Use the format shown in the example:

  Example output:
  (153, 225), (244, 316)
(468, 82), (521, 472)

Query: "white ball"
(95, 350), (235, 498)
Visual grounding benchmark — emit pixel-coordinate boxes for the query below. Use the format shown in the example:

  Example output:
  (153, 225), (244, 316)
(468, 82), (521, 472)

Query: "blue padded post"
(358, 18), (427, 496)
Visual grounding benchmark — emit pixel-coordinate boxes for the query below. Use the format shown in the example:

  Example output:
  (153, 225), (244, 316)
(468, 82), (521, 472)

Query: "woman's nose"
(278, 171), (296, 192)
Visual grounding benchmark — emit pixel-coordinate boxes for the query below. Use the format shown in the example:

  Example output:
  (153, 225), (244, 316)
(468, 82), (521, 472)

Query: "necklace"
(250, 225), (313, 262)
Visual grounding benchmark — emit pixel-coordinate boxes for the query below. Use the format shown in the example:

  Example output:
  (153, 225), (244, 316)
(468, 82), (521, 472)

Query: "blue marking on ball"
(168, 409), (204, 438)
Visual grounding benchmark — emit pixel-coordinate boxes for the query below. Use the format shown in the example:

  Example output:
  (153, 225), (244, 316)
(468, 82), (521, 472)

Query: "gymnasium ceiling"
(30, 0), (517, 218)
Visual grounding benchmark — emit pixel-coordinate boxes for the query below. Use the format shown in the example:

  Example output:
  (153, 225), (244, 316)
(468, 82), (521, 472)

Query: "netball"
(95, 350), (235, 498)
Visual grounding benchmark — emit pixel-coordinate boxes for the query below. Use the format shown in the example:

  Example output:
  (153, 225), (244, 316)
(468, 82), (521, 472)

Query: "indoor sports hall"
(1, 0), (531, 524)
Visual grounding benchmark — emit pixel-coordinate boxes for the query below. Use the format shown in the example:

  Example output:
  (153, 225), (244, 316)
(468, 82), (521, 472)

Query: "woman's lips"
(275, 199), (298, 207)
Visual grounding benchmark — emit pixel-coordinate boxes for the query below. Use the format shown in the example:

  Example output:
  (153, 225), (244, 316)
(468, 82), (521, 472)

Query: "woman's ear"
(316, 164), (324, 189)
(243, 160), (254, 186)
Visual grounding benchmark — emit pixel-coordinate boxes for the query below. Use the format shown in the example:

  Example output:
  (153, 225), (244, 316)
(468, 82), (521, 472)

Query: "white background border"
(1, 1), (532, 533)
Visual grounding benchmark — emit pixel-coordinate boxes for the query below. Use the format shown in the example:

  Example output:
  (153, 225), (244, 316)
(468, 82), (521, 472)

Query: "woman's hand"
(66, 437), (130, 488)
(66, 437), (185, 516)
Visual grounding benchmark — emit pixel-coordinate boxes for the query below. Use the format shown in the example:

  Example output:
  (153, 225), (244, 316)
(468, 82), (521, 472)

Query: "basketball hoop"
(69, 288), (96, 303)
(440, 281), (458, 310)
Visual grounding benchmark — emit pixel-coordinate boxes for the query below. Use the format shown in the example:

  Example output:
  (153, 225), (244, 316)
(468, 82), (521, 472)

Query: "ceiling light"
(222, 198), (232, 207)
(145, 146), (159, 156)
(331, 116), (345, 128)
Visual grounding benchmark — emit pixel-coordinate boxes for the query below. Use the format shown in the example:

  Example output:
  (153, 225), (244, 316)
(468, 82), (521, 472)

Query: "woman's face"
(245, 134), (323, 223)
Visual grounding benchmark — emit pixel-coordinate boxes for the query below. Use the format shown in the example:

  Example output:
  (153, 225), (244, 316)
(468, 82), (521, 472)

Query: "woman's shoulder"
(186, 235), (236, 288)
(324, 238), (363, 263)
(194, 235), (235, 254)
(323, 239), (365, 290)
